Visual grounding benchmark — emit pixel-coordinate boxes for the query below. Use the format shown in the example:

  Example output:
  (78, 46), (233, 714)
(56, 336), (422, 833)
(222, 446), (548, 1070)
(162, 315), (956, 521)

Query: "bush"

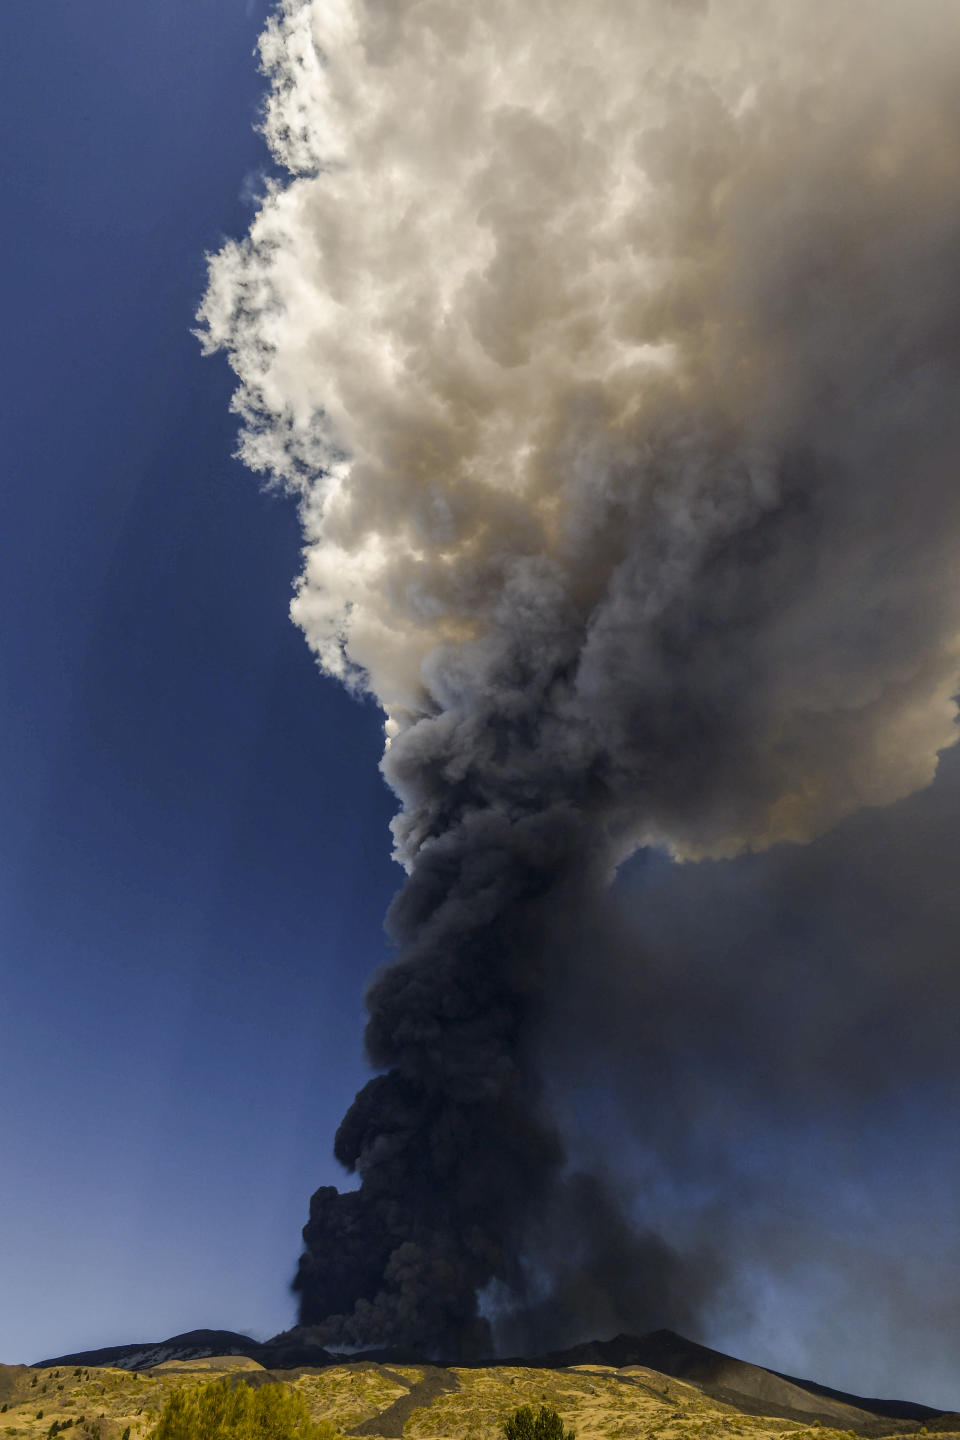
(503, 1405), (574, 1440)
(151, 1379), (336, 1440)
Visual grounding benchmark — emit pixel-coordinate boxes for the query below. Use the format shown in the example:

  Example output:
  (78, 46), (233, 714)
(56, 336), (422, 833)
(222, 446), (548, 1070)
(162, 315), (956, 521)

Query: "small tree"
(151, 1379), (336, 1440)
(503, 1405), (574, 1440)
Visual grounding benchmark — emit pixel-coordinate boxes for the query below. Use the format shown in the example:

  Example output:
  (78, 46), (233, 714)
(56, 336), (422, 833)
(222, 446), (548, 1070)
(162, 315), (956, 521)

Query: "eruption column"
(199, 0), (960, 1356)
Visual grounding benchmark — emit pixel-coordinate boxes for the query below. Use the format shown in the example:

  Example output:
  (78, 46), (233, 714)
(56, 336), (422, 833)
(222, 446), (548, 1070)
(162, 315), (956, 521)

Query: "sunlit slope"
(3, 1355), (959, 1440)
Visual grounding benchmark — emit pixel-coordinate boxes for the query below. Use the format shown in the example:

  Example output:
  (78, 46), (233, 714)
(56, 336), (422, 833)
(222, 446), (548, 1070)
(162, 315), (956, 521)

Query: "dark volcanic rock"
(253, 1329), (336, 1369)
(34, 1329), (265, 1372)
(349, 1366), (460, 1437)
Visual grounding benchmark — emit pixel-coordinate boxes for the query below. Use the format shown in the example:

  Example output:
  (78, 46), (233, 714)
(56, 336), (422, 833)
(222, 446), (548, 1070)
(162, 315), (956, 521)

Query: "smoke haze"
(544, 745), (960, 1403)
(198, 0), (960, 1371)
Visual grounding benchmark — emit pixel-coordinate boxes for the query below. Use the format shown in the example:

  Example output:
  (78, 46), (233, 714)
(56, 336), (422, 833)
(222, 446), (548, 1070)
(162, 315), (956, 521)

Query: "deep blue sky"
(1, 0), (398, 1361)
(4, 0), (960, 1412)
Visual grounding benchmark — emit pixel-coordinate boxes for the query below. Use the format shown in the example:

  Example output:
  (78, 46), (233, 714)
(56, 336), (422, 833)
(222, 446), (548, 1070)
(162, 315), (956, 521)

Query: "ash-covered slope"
(33, 1330), (275, 1372)
(32, 1327), (346, 1374)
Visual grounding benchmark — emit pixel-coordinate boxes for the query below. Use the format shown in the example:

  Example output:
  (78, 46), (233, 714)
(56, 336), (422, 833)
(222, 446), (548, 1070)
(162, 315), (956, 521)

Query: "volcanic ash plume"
(198, 0), (960, 1357)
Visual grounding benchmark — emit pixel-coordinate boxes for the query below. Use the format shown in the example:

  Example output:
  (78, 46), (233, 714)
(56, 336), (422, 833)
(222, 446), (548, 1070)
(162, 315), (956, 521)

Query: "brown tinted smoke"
(198, 0), (960, 1359)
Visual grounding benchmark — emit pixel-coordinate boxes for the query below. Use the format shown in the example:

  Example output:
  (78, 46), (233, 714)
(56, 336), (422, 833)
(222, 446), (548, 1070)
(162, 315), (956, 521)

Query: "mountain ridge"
(28, 1326), (960, 1433)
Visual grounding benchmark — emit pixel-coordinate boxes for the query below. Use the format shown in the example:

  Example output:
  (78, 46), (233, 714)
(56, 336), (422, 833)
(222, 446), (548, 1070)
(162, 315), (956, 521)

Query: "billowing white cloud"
(200, 0), (960, 865)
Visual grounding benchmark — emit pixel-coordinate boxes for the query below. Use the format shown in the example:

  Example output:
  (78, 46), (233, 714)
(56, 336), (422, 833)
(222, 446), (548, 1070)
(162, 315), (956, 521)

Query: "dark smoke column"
(293, 810), (584, 1356)
(199, 0), (960, 1357)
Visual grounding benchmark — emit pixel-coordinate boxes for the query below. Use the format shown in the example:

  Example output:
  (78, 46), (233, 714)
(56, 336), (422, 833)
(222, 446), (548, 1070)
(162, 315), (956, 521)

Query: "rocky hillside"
(3, 1333), (959, 1440)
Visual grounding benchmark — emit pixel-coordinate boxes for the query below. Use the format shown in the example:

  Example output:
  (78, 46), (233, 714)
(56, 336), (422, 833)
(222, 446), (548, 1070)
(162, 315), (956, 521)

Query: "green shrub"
(151, 1379), (336, 1440)
(503, 1405), (574, 1440)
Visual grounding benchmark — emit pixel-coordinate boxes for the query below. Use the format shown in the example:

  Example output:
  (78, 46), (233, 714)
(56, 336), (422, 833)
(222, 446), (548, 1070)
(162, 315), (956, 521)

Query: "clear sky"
(0, 0), (398, 1363)
(4, 0), (960, 1416)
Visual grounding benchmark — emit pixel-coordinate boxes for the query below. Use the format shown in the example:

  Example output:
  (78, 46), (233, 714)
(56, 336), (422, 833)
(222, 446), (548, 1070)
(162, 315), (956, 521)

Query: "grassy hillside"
(1, 1357), (956, 1440)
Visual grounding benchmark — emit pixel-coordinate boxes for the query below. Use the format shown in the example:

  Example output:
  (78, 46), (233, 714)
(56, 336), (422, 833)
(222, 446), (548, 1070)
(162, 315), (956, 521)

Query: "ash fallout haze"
(198, 0), (960, 1402)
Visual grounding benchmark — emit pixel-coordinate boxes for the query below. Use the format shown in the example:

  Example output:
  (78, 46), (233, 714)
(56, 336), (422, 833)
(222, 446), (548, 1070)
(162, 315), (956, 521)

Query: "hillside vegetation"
(1, 1357), (956, 1440)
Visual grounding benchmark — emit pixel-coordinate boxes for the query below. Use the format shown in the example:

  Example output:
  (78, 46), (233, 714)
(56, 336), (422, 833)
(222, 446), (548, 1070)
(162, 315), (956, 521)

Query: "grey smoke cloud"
(198, 0), (960, 1361)
(544, 747), (960, 1401)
